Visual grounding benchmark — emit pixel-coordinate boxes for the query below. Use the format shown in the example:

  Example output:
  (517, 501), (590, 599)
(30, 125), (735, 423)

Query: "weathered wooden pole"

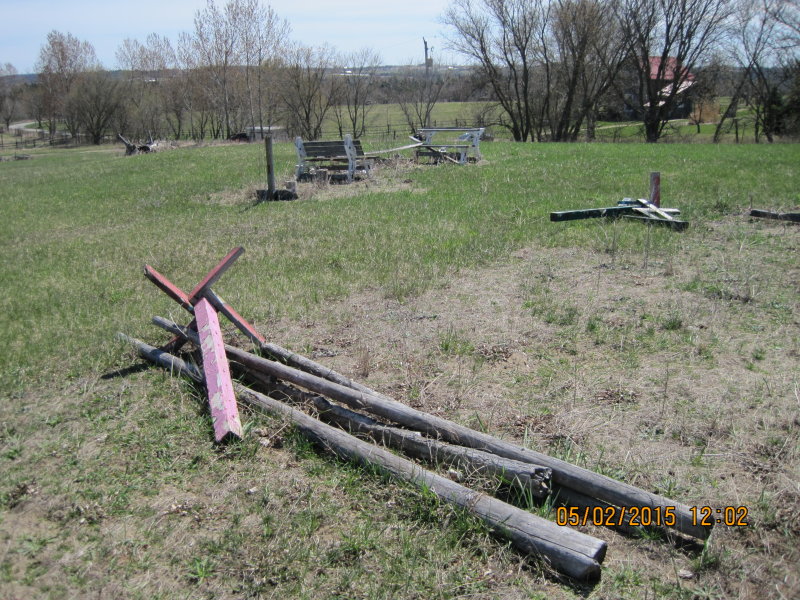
(749, 209), (800, 222)
(152, 317), (712, 540)
(243, 371), (551, 499)
(649, 172), (661, 207)
(120, 334), (607, 581)
(265, 135), (275, 200)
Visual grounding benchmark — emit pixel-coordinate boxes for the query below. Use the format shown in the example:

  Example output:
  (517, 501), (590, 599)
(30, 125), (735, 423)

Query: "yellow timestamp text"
(690, 505), (749, 527)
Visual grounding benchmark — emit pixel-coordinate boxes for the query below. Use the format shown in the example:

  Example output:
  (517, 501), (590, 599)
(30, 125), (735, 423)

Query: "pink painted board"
(188, 247), (244, 303)
(195, 297), (243, 442)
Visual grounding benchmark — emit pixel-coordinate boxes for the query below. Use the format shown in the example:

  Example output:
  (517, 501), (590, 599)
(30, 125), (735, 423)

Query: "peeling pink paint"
(195, 297), (243, 442)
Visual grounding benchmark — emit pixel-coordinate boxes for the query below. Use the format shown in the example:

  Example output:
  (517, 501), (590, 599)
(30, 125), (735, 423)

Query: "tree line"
(0, 0), (798, 144)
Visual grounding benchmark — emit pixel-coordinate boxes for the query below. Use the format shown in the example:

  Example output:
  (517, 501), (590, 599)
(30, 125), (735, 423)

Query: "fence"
(0, 116), (497, 152)
(0, 129), (121, 151)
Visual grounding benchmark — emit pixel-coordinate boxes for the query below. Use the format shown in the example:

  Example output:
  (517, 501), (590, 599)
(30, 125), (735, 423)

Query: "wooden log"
(243, 370), (551, 499)
(552, 486), (649, 537)
(119, 334), (607, 581)
(194, 298), (243, 441)
(749, 209), (800, 223)
(152, 317), (711, 540)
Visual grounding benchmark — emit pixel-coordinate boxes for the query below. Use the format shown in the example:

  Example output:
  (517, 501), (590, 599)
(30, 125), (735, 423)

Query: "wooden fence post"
(265, 135), (275, 200)
(649, 172), (661, 207)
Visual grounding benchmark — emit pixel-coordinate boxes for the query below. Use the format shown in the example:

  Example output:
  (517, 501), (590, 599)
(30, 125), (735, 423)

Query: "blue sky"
(2, 0), (457, 73)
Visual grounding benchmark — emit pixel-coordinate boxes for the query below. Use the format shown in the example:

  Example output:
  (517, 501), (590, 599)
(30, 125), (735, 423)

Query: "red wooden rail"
(142, 247), (266, 345)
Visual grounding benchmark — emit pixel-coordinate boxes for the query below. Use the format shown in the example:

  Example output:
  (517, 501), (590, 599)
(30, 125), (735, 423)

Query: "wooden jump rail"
(121, 334), (607, 581)
(120, 245), (719, 581)
(141, 246), (269, 442)
(152, 315), (712, 542)
(295, 134), (372, 183)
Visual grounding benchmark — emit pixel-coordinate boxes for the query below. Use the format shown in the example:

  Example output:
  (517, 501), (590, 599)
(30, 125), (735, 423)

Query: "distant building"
(623, 57), (696, 120)
(245, 126), (287, 142)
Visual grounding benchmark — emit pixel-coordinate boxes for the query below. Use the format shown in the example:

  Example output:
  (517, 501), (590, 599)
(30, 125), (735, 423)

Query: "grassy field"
(1, 139), (798, 599)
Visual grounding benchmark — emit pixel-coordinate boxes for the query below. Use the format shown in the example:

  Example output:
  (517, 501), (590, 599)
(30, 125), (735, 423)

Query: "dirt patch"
(2, 213), (797, 598)
(254, 227), (799, 598)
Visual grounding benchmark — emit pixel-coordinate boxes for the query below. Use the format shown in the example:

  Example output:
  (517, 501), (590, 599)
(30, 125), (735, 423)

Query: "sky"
(1, 0), (458, 74)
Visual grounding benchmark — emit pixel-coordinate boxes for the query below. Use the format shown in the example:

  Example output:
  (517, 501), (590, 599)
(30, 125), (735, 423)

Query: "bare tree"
(444, 0), (544, 141)
(546, 0), (628, 141)
(715, 0), (797, 142)
(770, 0), (800, 38)
(24, 84), (47, 131)
(396, 64), (449, 133)
(116, 34), (177, 139)
(687, 59), (723, 133)
(444, 0), (625, 141)
(238, 0), (290, 134)
(279, 44), (338, 140)
(0, 63), (22, 130)
(332, 48), (382, 138)
(615, 0), (733, 142)
(67, 70), (124, 144)
(192, 0), (242, 138)
(35, 30), (98, 135)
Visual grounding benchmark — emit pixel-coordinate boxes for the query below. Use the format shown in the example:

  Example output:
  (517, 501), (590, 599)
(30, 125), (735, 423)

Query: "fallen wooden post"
(120, 333), (607, 581)
(243, 370), (551, 499)
(749, 209), (800, 223)
(152, 316), (711, 540)
(194, 297), (243, 441)
(550, 206), (680, 222)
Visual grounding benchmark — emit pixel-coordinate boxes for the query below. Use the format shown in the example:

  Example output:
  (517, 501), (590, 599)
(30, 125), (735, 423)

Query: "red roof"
(649, 57), (694, 82)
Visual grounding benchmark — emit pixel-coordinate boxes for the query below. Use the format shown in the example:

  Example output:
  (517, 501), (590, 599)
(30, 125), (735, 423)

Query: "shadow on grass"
(100, 362), (152, 379)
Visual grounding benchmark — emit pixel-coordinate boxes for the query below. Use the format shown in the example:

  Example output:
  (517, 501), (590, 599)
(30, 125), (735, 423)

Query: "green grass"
(1, 139), (798, 599)
(2, 141), (795, 393)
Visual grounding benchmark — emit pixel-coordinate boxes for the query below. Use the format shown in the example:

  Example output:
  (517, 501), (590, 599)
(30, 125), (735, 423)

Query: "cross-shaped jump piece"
(143, 248), (265, 443)
(143, 247), (266, 347)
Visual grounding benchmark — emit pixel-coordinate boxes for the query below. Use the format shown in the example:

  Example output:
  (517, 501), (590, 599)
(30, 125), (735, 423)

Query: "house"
(623, 57), (696, 119)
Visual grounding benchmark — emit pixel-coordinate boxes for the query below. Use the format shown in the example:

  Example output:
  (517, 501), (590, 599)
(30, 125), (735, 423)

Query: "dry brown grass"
(258, 216), (799, 599)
